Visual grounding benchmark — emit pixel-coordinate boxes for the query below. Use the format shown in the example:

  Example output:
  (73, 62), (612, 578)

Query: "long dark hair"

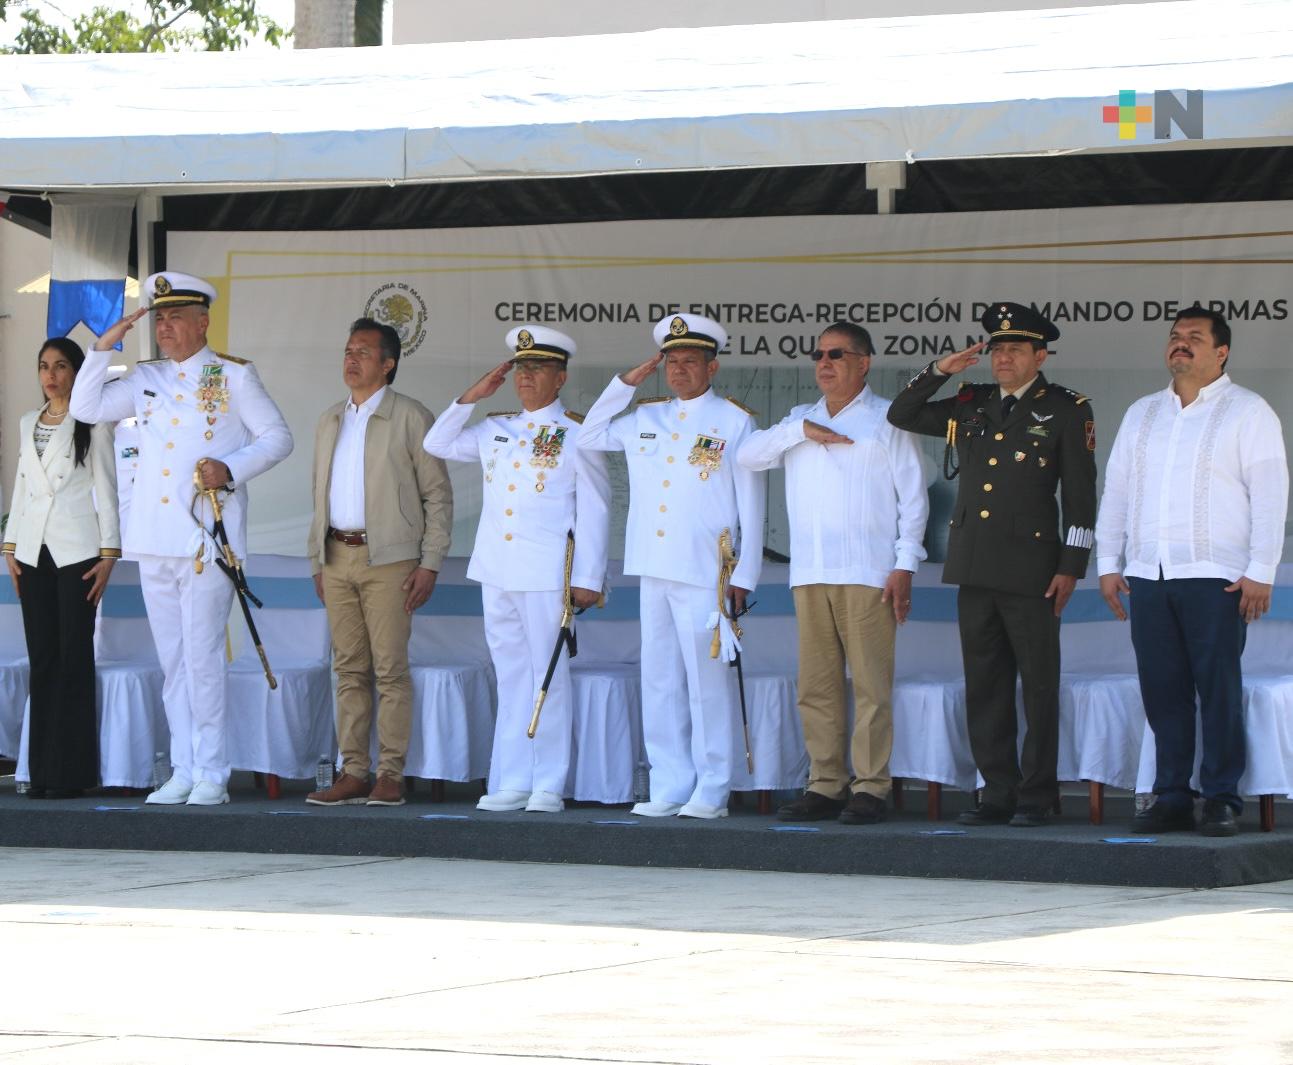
(39, 337), (92, 468)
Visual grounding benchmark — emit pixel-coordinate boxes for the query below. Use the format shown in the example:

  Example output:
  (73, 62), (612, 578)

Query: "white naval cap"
(506, 324), (576, 365)
(144, 271), (217, 309)
(652, 312), (727, 354)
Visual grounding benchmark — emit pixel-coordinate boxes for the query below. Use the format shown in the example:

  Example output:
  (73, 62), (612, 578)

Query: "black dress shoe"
(777, 790), (846, 822)
(24, 787), (47, 800)
(957, 802), (1014, 826)
(838, 791), (887, 826)
(44, 788), (85, 800)
(1131, 801), (1195, 834)
(1198, 798), (1239, 837)
(1009, 805), (1051, 827)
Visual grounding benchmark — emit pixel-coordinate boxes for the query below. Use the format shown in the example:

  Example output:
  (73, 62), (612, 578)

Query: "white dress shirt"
(1095, 374), (1289, 584)
(327, 386), (385, 531)
(737, 385), (929, 589)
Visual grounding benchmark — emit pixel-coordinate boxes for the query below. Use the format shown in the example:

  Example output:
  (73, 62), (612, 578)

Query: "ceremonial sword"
(190, 460), (277, 689)
(713, 528), (754, 773)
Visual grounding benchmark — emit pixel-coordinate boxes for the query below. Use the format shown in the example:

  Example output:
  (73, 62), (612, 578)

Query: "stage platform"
(1, 776), (1289, 890)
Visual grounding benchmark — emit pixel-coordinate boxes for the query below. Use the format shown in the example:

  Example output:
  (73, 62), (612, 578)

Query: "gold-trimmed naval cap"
(652, 312), (728, 354)
(505, 324), (576, 365)
(980, 301), (1059, 345)
(144, 271), (216, 309)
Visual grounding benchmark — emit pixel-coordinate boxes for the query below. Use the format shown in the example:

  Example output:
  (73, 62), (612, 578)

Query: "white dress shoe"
(186, 781), (230, 806)
(631, 800), (684, 817)
(145, 776), (193, 805)
(476, 790), (530, 812)
(524, 791), (564, 813)
(678, 801), (728, 820)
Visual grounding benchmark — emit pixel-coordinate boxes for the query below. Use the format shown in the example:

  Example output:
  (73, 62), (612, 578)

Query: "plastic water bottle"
(152, 750), (170, 790)
(315, 756), (334, 792)
(632, 758), (650, 803)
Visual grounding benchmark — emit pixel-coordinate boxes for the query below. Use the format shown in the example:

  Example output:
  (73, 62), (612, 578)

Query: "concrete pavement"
(0, 847), (1289, 1063)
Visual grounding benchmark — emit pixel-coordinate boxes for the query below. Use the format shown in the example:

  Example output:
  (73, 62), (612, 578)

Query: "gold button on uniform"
(204, 431), (213, 440)
(508, 484), (516, 492)
(678, 412), (687, 420)
(667, 456), (675, 464)
(988, 457), (997, 466)
(178, 372), (186, 379)
(166, 442), (174, 450)
(161, 496), (169, 504)
(659, 504), (667, 512)
(175, 394), (183, 401)
(672, 433), (679, 440)
(527, 422), (535, 429)
(505, 533), (513, 541)
(994, 432), (1004, 441)
(980, 509), (990, 518)
(657, 530), (665, 537)
(162, 469), (170, 477)
(662, 479), (670, 488)
(983, 483), (992, 492)
(1034, 531), (1042, 539)
(513, 461), (520, 468)
(505, 508), (513, 516)
(171, 418), (179, 426)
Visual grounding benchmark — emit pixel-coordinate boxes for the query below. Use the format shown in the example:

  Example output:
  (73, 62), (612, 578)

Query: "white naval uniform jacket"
(69, 345), (293, 560)
(576, 379), (765, 593)
(423, 399), (610, 593)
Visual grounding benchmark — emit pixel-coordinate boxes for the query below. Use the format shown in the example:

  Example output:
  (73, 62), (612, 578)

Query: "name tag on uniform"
(493, 435), (509, 443)
(143, 390), (156, 397)
(640, 432), (656, 439)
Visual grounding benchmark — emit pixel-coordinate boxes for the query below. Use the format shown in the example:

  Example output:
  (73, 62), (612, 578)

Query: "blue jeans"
(1128, 576), (1247, 813)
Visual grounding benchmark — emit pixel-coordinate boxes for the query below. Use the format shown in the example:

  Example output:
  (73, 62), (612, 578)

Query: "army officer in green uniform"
(887, 303), (1096, 827)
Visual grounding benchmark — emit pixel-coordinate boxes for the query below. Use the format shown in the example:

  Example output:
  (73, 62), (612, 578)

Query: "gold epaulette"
(725, 396), (757, 416)
(216, 351), (250, 366)
(636, 396), (670, 406)
(563, 410), (585, 424)
(487, 410), (520, 418)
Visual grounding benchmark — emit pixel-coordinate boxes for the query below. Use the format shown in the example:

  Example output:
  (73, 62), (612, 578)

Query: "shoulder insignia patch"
(1051, 384), (1088, 405)
(724, 396), (757, 416)
(216, 351), (250, 366)
(563, 410), (585, 424)
(486, 410), (520, 418)
(636, 396), (670, 406)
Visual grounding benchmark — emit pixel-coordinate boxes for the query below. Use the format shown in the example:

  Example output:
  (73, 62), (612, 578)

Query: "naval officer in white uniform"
(70, 271), (293, 806)
(577, 313), (765, 819)
(423, 325), (610, 813)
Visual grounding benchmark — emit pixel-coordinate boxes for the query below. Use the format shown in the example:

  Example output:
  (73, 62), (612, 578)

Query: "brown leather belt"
(328, 527), (367, 546)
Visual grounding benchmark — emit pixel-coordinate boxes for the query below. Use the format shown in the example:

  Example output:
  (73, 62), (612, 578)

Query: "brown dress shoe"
(306, 773), (371, 806)
(367, 776), (406, 807)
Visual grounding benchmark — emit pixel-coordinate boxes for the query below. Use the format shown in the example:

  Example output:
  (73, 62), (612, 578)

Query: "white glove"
(705, 611), (742, 663)
(185, 526), (218, 567)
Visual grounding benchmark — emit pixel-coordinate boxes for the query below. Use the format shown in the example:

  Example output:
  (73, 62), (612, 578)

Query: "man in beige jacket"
(305, 317), (453, 807)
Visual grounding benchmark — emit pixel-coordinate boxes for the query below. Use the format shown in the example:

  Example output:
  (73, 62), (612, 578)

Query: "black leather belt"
(328, 527), (367, 546)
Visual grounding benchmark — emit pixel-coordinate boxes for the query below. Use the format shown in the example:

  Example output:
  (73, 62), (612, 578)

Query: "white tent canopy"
(0, 0), (1290, 194)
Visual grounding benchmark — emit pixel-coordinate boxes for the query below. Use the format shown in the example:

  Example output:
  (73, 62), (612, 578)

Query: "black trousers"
(957, 585), (1061, 810)
(18, 546), (99, 790)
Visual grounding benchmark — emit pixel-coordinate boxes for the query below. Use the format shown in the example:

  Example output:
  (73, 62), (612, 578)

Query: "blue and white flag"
(47, 197), (134, 347)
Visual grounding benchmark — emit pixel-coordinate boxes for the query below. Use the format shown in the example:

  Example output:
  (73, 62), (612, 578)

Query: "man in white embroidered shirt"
(737, 322), (928, 825)
(1097, 307), (1289, 837)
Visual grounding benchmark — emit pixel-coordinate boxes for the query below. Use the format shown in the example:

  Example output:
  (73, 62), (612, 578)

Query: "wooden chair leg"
(891, 777), (904, 811)
(1261, 794), (1275, 832)
(1088, 781), (1104, 825)
(756, 790), (772, 815)
(266, 773), (281, 800)
(927, 782), (942, 821)
(430, 779), (445, 803)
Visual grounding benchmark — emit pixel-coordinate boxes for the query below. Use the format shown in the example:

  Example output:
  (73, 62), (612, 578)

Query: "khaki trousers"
(322, 538), (417, 781)
(792, 583), (896, 800)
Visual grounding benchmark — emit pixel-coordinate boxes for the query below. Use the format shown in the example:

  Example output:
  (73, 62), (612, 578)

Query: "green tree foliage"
(0, 1), (285, 54)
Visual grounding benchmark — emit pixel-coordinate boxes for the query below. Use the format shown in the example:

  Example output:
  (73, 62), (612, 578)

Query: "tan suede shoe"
(305, 773), (371, 806)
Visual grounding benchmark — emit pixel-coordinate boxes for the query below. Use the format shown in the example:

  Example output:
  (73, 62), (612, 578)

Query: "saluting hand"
(803, 420), (853, 445)
(621, 352), (664, 387)
(96, 307), (149, 352)
(935, 341), (987, 376)
(459, 362), (512, 405)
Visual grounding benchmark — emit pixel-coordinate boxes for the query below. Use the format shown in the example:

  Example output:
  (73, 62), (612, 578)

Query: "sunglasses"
(809, 348), (868, 362)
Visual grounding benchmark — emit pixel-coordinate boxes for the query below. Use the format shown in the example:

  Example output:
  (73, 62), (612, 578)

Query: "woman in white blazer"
(3, 338), (120, 798)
